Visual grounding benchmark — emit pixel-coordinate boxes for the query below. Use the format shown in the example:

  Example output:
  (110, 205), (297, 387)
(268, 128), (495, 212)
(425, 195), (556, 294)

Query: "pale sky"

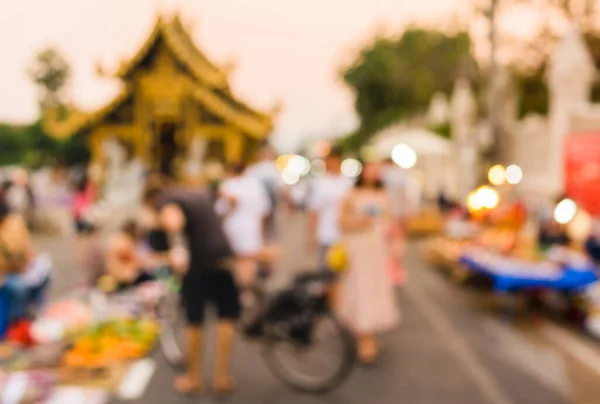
(1, 0), (465, 151)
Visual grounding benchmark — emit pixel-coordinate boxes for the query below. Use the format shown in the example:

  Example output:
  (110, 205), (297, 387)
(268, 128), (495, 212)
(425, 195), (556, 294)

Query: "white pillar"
(450, 78), (478, 201)
(547, 27), (595, 195)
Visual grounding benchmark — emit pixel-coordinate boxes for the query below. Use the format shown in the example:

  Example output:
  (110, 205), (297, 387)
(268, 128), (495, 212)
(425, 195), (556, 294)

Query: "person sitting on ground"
(103, 220), (153, 292)
(0, 198), (50, 327)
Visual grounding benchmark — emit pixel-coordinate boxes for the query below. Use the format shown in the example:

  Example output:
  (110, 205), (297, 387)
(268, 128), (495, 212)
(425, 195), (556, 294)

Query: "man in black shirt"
(143, 183), (240, 396)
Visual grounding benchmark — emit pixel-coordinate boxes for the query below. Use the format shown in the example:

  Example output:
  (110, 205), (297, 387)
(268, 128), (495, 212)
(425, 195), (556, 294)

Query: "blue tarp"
(0, 287), (8, 339)
(459, 251), (599, 293)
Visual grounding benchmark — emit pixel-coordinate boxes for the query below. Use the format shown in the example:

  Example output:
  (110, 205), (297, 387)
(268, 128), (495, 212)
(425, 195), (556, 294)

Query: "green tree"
(0, 124), (27, 166)
(23, 46), (90, 167)
(21, 121), (61, 168)
(27, 47), (71, 109)
(341, 28), (479, 149)
(61, 133), (90, 166)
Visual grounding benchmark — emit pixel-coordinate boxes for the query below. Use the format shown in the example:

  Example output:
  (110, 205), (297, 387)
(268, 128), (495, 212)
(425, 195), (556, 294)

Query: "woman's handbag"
(326, 244), (348, 273)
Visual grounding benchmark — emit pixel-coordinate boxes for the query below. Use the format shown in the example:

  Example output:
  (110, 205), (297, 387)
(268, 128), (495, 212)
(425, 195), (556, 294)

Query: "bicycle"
(156, 269), (356, 394)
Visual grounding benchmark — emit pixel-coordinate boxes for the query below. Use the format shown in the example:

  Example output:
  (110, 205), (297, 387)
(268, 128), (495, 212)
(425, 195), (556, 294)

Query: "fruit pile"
(62, 319), (158, 368)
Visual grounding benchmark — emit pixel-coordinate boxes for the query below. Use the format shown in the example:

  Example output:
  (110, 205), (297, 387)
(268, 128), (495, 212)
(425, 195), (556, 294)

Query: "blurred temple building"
(43, 13), (276, 180)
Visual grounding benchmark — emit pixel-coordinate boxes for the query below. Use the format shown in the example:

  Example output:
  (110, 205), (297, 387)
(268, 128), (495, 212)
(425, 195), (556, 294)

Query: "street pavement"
(38, 210), (600, 403)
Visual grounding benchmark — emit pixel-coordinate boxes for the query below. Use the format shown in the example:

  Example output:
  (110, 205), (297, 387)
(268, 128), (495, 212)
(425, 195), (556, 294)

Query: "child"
(104, 220), (153, 291)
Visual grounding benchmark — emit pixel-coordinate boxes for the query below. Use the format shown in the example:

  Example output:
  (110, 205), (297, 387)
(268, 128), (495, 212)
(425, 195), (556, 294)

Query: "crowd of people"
(0, 142), (411, 396)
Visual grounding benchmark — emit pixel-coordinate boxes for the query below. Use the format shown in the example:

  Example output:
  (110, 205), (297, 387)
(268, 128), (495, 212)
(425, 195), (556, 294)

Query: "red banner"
(565, 132), (600, 215)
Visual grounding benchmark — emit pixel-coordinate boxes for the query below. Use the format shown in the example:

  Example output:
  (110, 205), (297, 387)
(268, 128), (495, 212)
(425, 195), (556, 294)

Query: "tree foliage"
(27, 47), (71, 109)
(0, 122), (89, 168)
(0, 46), (89, 168)
(341, 29), (479, 149)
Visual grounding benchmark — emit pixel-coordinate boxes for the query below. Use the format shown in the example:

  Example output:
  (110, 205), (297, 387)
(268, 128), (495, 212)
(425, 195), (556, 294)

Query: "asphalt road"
(38, 210), (600, 404)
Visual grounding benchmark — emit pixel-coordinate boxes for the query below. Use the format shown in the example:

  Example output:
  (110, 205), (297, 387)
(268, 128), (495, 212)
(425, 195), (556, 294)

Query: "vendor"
(585, 218), (600, 262)
(0, 198), (49, 330)
(538, 215), (570, 252)
(104, 220), (153, 291)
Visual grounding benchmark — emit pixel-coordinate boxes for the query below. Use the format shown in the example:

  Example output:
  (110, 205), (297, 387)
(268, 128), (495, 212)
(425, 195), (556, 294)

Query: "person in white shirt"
(217, 163), (272, 289)
(307, 149), (354, 269)
(245, 143), (284, 241)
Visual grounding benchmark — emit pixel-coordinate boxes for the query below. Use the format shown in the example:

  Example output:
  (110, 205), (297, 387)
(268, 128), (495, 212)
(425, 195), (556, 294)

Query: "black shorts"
(180, 269), (240, 325)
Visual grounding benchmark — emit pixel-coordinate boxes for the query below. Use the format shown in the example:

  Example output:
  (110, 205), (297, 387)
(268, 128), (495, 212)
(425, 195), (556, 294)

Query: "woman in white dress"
(338, 161), (400, 364)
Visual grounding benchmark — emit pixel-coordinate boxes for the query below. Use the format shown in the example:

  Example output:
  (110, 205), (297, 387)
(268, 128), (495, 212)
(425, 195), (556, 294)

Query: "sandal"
(212, 377), (237, 400)
(173, 374), (203, 396)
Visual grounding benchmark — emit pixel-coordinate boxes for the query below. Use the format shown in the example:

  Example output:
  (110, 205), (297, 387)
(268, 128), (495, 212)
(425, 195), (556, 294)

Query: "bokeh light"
(467, 190), (483, 211)
(478, 186), (500, 209)
(287, 155), (310, 176)
(276, 155), (292, 172)
(299, 157), (311, 176)
(311, 159), (326, 177)
(341, 158), (362, 178)
(466, 186), (500, 211)
(505, 164), (523, 185)
(554, 198), (577, 224)
(281, 168), (300, 185)
(488, 165), (506, 186)
(391, 143), (417, 169)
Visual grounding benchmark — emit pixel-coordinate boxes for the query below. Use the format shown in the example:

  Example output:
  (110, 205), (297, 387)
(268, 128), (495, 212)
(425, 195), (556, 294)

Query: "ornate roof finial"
(95, 61), (107, 77)
(154, 0), (165, 16)
(222, 58), (238, 76)
(270, 101), (283, 116)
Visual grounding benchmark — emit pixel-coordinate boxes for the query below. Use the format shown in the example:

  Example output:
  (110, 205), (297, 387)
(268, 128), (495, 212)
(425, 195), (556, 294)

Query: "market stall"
(459, 246), (597, 293)
(423, 173), (600, 337)
(0, 281), (164, 403)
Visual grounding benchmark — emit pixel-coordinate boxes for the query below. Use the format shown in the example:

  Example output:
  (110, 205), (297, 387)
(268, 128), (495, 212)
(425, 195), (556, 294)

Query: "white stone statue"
(475, 121), (493, 153)
(547, 27), (597, 194)
(450, 78), (477, 144)
(102, 138), (145, 209)
(450, 78), (478, 201)
(183, 137), (207, 177)
(426, 92), (449, 126)
(548, 27), (595, 106)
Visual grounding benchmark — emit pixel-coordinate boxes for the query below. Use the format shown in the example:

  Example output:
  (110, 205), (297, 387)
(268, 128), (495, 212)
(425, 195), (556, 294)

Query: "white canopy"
(372, 126), (453, 157)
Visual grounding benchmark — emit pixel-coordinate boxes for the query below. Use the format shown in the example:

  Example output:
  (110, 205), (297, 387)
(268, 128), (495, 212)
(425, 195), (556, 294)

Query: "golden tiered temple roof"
(45, 13), (274, 140)
(116, 14), (228, 89)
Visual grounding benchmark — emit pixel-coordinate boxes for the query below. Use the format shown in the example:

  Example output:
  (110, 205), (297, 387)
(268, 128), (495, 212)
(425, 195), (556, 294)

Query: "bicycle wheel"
(157, 292), (186, 369)
(238, 282), (269, 337)
(262, 311), (356, 393)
